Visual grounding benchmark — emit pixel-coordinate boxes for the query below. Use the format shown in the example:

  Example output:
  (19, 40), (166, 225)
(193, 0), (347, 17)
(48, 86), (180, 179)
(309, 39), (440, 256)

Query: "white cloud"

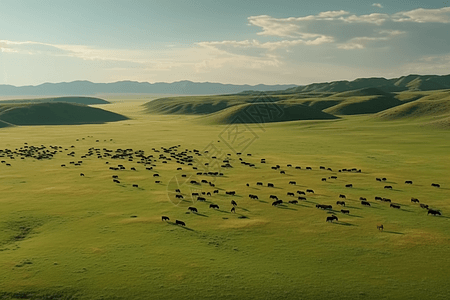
(372, 3), (384, 9)
(393, 7), (450, 23)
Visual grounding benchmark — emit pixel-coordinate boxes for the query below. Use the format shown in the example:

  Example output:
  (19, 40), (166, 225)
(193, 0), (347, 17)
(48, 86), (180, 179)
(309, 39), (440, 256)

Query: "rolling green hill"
(0, 102), (128, 126)
(199, 102), (338, 124)
(374, 98), (450, 120)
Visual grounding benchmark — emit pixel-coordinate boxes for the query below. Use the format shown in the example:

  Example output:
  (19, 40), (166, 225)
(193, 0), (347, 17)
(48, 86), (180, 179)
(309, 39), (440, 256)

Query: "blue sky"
(1, 0), (449, 86)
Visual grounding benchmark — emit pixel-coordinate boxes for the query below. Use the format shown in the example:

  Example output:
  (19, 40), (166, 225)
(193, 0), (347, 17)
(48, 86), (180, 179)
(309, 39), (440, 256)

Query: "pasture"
(0, 98), (449, 299)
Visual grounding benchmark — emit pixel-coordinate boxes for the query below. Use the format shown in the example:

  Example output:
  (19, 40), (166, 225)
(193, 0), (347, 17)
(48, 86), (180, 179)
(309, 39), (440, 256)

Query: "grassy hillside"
(0, 102), (128, 126)
(0, 96), (109, 105)
(374, 98), (450, 120)
(200, 102), (338, 124)
(323, 95), (402, 115)
(0, 100), (449, 299)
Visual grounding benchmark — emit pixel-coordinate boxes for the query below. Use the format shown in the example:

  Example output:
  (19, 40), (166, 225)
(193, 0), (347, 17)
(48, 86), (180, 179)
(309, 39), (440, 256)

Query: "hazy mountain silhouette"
(0, 80), (299, 96)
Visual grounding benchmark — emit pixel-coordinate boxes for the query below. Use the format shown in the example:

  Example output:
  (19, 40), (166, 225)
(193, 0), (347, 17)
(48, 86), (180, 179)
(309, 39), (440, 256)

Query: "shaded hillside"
(200, 103), (338, 125)
(0, 102), (128, 126)
(323, 95), (402, 115)
(0, 96), (109, 105)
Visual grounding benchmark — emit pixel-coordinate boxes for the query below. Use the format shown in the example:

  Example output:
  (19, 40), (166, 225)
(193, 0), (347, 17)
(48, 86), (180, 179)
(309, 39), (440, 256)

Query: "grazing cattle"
(209, 182), (215, 187)
(80, 173), (85, 176)
(288, 200), (298, 204)
(361, 201), (371, 206)
(190, 180), (199, 185)
(316, 204), (332, 210)
(297, 190), (306, 195)
(336, 201), (345, 206)
(177, 167), (182, 170)
(287, 192), (295, 197)
(289, 181), (296, 185)
(420, 204), (429, 209)
(131, 167), (136, 171)
(341, 209), (350, 214)
(339, 194), (346, 199)
(320, 166), (325, 170)
(431, 183), (441, 188)
(201, 180), (208, 184)
(268, 183), (274, 187)
(384, 185), (393, 189)
(246, 183), (249, 187)
(411, 197), (419, 203)
(181, 174), (186, 177)
(280, 170), (286, 174)
(405, 180), (413, 184)
(61, 164), (66, 167)
(207, 192), (211, 196)
(327, 168), (333, 171)
(226, 191), (236, 195)
(249, 194), (259, 200)
(321, 178), (327, 182)
(375, 196), (382, 201)
(390, 203), (401, 209)
(298, 196), (306, 201)
(271, 167), (277, 170)
(112, 175), (119, 179)
(153, 174), (160, 177)
(231, 200), (237, 206)
(326, 215), (338, 222)
(359, 197), (367, 201)
(175, 220), (186, 226)
(113, 179), (120, 183)
(132, 184), (138, 188)
(213, 190), (219, 194)
(376, 178), (382, 182)
(377, 224), (384, 231)
(287, 164), (292, 167)
(188, 207), (198, 213)
(209, 204), (219, 209)
(269, 195), (278, 200)
(295, 166), (301, 169)
(382, 198), (391, 203)
(231, 207), (236, 213)
(306, 167), (312, 170)
(175, 194), (184, 199)
(192, 192), (199, 196)
(161, 216), (169, 221)
(257, 182), (263, 186)
(330, 176), (337, 179)
(175, 189), (181, 193)
(306, 189), (314, 193)
(428, 209), (441, 216)
(272, 200), (283, 206)
(197, 197), (206, 202)
(345, 184), (353, 188)
(155, 181), (161, 184)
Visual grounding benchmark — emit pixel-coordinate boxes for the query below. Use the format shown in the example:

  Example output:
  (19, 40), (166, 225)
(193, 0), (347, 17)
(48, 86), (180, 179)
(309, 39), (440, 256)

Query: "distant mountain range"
(0, 80), (299, 96)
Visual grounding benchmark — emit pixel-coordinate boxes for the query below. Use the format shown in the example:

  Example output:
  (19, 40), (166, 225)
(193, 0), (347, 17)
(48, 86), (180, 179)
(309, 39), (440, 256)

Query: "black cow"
(210, 204), (219, 209)
(420, 203), (429, 209)
(306, 167), (312, 170)
(272, 200), (283, 206)
(192, 192), (199, 196)
(176, 220), (186, 226)
(405, 180), (413, 184)
(377, 224), (384, 231)
(316, 204), (332, 210)
(207, 192), (211, 196)
(188, 207), (198, 213)
(376, 178), (382, 182)
(289, 181), (296, 185)
(190, 180), (199, 184)
(390, 203), (400, 209)
(257, 182), (263, 186)
(197, 197), (206, 201)
(341, 209), (350, 214)
(298, 196), (306, 201)
(336, 201), (345, 206)
(382, 198), (391, 203)
(375, 196), (382, 201)
(226, 191), (236, 195)
(384, 186), (393, 189)
(428, 209), (441, 216)
(131, 167), (136, 171)
(132, 184), (139, 188)
(322, 178), (327, 182)
(320, 166), (325, 170)
(331, 176), (337, 179)
(175, 189), (181, 193)
(269, 195), (278, 200)
(326, 215), (338, 222)
(280, 170), (286, 174)
(268, 183), (274, 187)
(288, 200), (298, 204)
(297, 190), (306, 195)
(155, 181), (161, 183)
(153, 174), (160, 177)
(80, 173), (85, 176)
(359, 197), (367, 201)
(339, 194), (346, 199)
(361, 201), (371, 206)
(295, 166), (301, 169)
(213, 190), (219, 194)
(306, 189), (314, 193)
(271, 167), (277, 170)
(411, 198), (419, 203)
(175, 194), (184, 199)
(162, 216), (170, 221)
(112, 175), (119, 179)
(231, 200), (237, 206)
(287, 192), (295, 197)
(61, 164), (66, 167)
(345, 184), (353, 188)
(113, 179), (120, 183)
(382, 178), (387, 181)
(231, 207), (236, 213)
(431, 183), (441, 188)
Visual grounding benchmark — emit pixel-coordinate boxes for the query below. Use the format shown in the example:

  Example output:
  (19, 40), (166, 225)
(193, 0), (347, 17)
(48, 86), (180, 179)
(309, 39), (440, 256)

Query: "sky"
(0, 0), (449, 86)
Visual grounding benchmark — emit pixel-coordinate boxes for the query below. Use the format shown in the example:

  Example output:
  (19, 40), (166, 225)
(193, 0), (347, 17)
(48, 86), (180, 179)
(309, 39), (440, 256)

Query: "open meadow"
(0, 97), (449, 299)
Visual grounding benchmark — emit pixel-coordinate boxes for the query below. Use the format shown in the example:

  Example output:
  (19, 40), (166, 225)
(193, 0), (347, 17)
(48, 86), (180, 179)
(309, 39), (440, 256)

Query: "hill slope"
(0, 102), (128, 126)
(374, 98), (450, 120)
(0, 96), (109, 105)
(200, 103), (338, 124)
(323, 94), (402, 115)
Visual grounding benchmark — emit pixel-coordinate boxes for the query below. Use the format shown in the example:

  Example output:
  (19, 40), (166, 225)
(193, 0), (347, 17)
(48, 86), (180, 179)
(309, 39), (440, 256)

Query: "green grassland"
(0, 96), (449, 299)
